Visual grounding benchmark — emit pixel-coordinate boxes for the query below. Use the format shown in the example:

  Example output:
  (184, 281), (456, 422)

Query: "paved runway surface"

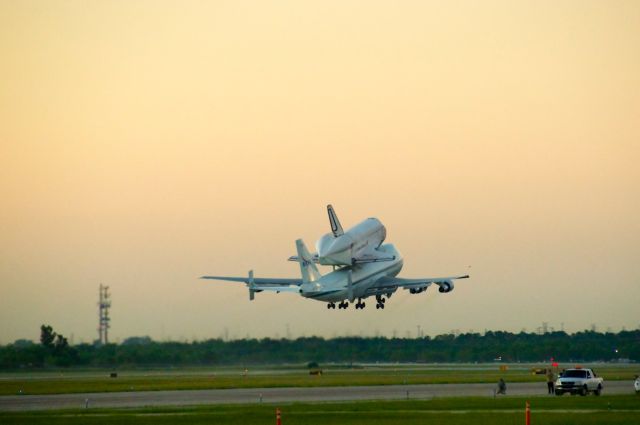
(0, 381), (633, 411)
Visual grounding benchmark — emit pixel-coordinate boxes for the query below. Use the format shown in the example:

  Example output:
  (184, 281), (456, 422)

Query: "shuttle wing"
(287, 254), (395, 264)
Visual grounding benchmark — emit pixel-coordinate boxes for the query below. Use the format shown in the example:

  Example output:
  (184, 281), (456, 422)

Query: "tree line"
(0, 326), (637, 369)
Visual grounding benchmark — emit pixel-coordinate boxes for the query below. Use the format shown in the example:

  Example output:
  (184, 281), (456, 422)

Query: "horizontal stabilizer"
(200, 276), (302, 286)
(288, 253), (320, 263)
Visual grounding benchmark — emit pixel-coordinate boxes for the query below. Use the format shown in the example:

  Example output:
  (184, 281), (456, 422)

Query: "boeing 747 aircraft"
(201, 205), (469, 310)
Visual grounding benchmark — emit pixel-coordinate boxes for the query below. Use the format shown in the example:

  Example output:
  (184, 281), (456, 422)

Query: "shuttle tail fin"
(295, 239), (322, 284)
(327, 204), (344, 237)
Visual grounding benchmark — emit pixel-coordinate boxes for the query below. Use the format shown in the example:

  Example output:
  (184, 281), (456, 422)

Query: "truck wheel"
(555, 391), (563, 396)
(580, 386), (588, 396)
(594, 385), (602, 396)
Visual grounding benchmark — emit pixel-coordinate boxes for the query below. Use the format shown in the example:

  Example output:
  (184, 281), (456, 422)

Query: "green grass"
(1, 395), (639, 425)
(1, 364), (637, 396)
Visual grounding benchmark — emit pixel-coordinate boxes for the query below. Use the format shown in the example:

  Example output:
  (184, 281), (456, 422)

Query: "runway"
(0, 381), (634, 411)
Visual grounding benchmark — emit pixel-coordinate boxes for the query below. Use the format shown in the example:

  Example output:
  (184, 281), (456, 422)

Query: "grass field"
(0, 363), (637, 396)
(1, 395), (639, 425)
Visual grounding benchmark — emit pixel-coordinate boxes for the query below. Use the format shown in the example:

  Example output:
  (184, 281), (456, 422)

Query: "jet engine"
(437, 280), (454, 293)
(409, 286), (427, 294)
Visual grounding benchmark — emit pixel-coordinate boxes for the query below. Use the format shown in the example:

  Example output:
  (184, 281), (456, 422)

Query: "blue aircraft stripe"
(306, 290), (342, 298)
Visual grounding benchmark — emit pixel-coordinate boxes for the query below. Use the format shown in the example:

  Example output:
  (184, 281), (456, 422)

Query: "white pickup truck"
(555, 368), (603, 396)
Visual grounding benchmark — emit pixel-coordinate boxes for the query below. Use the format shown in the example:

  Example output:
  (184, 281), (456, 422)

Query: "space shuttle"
(203, 204), (469, 308)
(289, 205), (396, 266)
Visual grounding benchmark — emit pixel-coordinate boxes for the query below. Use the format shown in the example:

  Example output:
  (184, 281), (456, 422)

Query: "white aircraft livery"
(201, 205), (469, 310)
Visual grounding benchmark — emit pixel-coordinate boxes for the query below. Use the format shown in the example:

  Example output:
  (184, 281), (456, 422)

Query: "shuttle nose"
(324, 236), (351, 256)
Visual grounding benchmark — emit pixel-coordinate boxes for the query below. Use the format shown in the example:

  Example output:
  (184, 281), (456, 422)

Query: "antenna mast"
(98, 284), (111, 345)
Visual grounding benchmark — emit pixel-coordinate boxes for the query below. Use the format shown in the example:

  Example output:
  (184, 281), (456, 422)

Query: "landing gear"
(327, 302), (336, 309)
(375, 295), (386, 309)
(338, 301), (349, 309)
(355, 298), (366, 309)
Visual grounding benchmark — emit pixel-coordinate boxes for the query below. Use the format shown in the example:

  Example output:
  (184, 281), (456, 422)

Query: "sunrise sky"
(1, 0), (639, 343)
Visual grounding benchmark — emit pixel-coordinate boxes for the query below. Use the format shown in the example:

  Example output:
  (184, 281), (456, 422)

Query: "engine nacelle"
(437, 280), (454, 293)
(409, 287), (425, 294)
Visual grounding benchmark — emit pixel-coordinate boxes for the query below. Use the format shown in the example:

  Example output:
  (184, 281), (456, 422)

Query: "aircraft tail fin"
(295, 239), (322, 284)
(327, 204), (344, 237)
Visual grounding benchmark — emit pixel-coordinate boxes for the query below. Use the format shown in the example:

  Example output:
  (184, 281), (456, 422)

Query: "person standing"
(497, 377), (507, 395)
(546, 369), (555, 394)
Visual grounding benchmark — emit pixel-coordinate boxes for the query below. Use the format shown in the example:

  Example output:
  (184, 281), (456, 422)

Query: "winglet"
(327, 204), (344, 237)
(248, 270), (255, 301)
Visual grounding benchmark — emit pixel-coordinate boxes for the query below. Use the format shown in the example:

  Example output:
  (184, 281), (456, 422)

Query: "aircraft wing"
(374, 275), (469, 290)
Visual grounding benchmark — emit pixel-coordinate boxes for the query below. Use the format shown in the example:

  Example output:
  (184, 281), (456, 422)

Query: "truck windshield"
(563, 370), (587, 378)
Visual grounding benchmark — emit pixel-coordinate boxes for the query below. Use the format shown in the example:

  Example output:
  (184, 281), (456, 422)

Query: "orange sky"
(1, 0), (639, 343)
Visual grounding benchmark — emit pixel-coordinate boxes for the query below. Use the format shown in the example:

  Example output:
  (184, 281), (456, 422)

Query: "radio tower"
(98, 284), (111, 345)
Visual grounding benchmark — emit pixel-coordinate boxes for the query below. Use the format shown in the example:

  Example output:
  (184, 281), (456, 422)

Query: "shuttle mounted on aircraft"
(202, 205), (469, 310)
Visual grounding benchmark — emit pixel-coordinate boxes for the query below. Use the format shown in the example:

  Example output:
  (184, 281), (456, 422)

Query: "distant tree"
(40, 325), (56, 348)
(2, 329), (638, 369)
(122, 336), (153, 346)
(54, 335), (68, 351)
(37, 325), (77, 367)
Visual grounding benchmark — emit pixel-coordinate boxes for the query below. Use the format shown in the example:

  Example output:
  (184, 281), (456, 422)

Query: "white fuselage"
(316, 218), (387, 265)
(300, 244), (402, 302)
